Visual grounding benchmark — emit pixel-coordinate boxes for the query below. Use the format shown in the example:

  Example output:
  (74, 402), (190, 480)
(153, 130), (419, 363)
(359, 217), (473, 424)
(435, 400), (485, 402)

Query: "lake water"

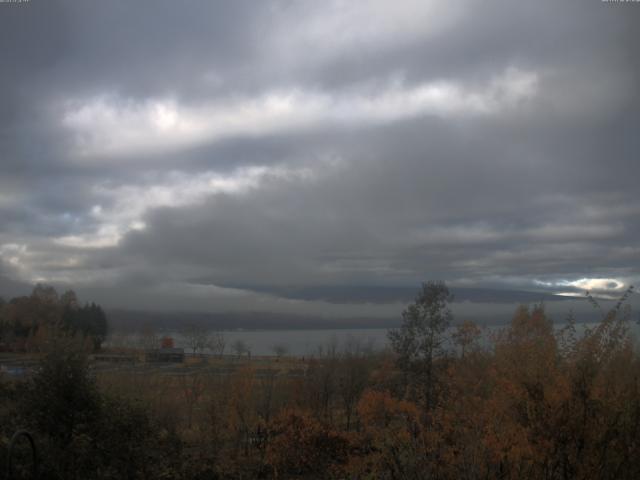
(207, 328), (390, 356)
(115, 328), (390, 357)
(109, 321), (640, 357)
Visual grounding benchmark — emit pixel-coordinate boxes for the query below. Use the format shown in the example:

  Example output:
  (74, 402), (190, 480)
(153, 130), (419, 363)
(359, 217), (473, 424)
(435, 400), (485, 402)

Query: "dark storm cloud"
(0, 0), (639, 314)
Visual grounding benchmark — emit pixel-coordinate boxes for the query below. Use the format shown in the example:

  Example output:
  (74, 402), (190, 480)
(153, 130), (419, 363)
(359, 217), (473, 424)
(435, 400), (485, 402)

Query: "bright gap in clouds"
(0, 243), (27, 268)
(61, 67), (538, 159)
(53, 165), (316, 250)
(536, 277), (629, 298)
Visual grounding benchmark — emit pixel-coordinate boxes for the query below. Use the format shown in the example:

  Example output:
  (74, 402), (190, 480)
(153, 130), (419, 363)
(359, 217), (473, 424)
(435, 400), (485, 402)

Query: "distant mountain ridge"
(222, 284), (574, 305)
(106, 309), (399, 332)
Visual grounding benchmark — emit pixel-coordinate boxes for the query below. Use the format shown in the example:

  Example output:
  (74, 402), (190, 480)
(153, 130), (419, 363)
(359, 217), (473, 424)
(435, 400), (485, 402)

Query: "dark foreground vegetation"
(1, 282), (639, 479)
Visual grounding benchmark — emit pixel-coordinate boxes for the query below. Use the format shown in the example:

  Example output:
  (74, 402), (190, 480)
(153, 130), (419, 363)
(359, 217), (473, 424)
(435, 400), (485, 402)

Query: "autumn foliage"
(1, 283), (639, 479)
(0, 285), (108, 352)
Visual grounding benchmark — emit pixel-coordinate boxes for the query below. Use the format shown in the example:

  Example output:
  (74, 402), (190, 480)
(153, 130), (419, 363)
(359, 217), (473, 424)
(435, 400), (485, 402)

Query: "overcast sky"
(0, 1), (639, 317)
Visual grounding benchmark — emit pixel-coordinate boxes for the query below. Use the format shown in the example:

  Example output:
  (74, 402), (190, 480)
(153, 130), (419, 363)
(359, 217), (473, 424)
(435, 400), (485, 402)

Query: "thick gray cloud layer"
(1, 0), (639, 315)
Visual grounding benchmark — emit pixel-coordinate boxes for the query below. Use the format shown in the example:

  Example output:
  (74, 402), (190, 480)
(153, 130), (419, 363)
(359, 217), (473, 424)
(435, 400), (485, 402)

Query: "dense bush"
(4, 340), (181, 480)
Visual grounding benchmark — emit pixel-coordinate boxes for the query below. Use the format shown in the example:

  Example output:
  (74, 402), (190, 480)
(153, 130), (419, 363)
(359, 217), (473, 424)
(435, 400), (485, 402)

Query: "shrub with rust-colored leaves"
(265, 408), (348, 478)
(344, 390), (426, 479)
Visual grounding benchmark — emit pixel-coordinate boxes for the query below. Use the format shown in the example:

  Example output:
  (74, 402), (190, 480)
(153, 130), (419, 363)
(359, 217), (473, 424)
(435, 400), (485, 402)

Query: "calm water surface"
(112, 321), (640, 357)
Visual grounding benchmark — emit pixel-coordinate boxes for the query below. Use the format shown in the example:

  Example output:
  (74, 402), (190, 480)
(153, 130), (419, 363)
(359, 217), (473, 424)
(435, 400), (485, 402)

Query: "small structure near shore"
(92, 353), (137, 364)
(146, 347), (185, 363)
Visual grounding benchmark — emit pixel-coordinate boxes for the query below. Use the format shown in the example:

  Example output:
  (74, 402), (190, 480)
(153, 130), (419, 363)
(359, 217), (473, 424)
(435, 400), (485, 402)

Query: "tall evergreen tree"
(388, 281), (453, 412)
